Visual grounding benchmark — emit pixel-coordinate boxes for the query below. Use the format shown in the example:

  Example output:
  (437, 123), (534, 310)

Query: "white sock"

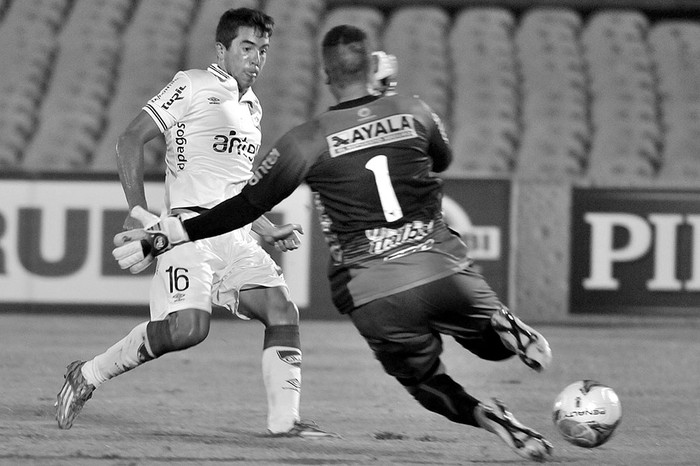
(81, 321), (152, 388)
(262, 346), (301, 433)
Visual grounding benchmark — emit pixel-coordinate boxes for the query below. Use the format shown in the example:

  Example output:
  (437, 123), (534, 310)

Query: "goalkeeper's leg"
(406, 367), (552, 462)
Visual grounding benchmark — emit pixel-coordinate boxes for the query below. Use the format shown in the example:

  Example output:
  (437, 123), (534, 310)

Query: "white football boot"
(475, 399), (553, 462)
(55, 360), (95, 429)
(268, 420), (341, 439)
(491, 307), (552, 371)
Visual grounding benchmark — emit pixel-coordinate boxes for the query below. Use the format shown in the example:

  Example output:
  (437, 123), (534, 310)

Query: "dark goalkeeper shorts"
(348, 266), (516, 386)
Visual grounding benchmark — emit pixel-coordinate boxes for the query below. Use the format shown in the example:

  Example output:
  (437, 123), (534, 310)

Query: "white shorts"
(149, 222), (288, 321)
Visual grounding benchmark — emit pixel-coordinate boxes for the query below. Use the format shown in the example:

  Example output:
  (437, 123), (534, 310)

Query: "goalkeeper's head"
(322, 25), (372, 99)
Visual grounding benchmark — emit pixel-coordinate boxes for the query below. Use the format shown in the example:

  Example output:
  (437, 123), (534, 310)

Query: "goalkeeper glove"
(112, 206), (190, 274)
(371, 51), (398, 95)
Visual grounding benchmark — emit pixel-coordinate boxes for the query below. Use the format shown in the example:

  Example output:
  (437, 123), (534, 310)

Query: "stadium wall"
(1, 175), (698, 320)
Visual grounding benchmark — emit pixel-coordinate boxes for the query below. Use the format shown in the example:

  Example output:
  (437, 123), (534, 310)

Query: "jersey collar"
(206, 64), (257, 103)
(329, 94), (380, 111)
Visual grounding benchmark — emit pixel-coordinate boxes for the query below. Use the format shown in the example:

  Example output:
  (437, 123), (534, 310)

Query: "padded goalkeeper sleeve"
(182, 194), (266, 241)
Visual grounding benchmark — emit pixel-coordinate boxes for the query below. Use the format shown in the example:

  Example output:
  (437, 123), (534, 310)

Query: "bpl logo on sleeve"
(570, 188), (700, 313)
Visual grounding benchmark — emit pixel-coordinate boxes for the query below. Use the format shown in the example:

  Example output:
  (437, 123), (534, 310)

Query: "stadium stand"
(445, 7), (519, 178)
(1, 0), (699, 186)
(0, 0), (72, 169)
(23, 0), (132, 171)
(514, 8), (589, 181)
(253, 0), (325, 156)
(649, 21), (700, 185)
(91, 0), (197, 174)
(382, 6), (451, 125)
(582, 9), (661, 186)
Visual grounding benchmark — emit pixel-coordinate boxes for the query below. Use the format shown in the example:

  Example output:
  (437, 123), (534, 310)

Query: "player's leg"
(240, 287), (339, 438)
(217, 237), (337, 438)
(431, 267), (551, 371)
(349, 285), (552, 461)
(238, 285), (303, 434)
(56, 243), (214, 429)
(349, 290), (484, 424)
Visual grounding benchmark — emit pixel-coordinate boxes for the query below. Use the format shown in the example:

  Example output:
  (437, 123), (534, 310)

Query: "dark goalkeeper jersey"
(189, 93), (472, 313)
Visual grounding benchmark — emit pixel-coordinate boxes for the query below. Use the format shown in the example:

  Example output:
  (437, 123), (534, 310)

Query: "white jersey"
(143, 64), (262, 211)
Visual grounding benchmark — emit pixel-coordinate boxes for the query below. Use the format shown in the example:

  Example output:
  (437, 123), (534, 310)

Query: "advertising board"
(0, 176), (511, 318)
(571, 188), (700, 315)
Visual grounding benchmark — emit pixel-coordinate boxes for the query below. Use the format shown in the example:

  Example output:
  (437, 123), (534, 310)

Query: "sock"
(81, 321), (154, 388)
(407, 373), (482, 427)
(261, 325), (301, 433)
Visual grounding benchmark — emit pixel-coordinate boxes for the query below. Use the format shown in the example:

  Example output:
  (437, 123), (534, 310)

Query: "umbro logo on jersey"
(207, 97), (221, 105)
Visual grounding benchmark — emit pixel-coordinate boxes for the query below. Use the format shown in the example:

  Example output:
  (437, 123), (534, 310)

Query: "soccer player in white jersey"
(55, 7), (335, 438)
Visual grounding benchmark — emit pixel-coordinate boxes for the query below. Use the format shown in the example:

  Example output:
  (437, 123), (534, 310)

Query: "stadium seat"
(383, 6), (451, 125)
(253, 0), (324, 155)
(446, 7), (519, 177)
(514, 8), (589, 180)
(23, 0), (129, 172)
(92, 0), (198, 173)
(0, 0), (72, 169)
(582, 10), (661, 185)
(649, 21), (700, 183)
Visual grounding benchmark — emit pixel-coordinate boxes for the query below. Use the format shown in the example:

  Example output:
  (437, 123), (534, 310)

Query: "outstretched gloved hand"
(112, 206), (190, 274)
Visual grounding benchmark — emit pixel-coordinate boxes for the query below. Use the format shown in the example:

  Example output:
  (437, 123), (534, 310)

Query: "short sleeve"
(143, 71), (192, 132)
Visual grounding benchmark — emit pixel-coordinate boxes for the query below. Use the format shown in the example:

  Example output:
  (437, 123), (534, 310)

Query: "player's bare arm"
(116, 110), (162, 230)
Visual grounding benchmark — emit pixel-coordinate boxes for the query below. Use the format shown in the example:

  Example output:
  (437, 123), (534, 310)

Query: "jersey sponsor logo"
(207, 96), (220, 105)
(175, 122), (187, 169)
(385, 238), (435, 261)
(212, 130), (259, 162)
(365, 220), (434, 255)
(161, 85), (186, 110)
(249, 148), (280, 185)
(326, 114), (417, 157)
(277, 349), (302, 367)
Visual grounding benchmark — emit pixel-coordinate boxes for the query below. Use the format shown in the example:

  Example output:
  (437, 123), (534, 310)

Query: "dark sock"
(408, 373), (481, 427)
(263, 324), (300, 350)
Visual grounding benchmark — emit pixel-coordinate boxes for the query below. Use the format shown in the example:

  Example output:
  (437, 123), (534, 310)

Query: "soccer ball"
(552, 380), (622, 448)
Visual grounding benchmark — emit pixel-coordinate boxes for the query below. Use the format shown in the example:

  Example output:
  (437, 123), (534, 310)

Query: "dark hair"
(216, 7), (274, 49)
(321, 25), (371, 87)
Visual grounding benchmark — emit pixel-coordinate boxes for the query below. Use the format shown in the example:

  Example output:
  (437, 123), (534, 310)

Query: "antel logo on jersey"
(249, 148), (280, 185)
(326, 114), (417, 157)
(161, 85), (186, 110)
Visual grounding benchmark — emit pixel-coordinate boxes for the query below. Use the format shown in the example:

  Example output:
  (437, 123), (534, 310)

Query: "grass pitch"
(1, 312), (699, 465)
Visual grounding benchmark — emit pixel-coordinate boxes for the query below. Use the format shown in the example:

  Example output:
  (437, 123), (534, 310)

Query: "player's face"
(218, 26), (270, 94)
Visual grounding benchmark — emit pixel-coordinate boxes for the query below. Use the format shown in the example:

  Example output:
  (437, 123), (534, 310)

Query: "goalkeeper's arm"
(112, 197), (265, 273)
